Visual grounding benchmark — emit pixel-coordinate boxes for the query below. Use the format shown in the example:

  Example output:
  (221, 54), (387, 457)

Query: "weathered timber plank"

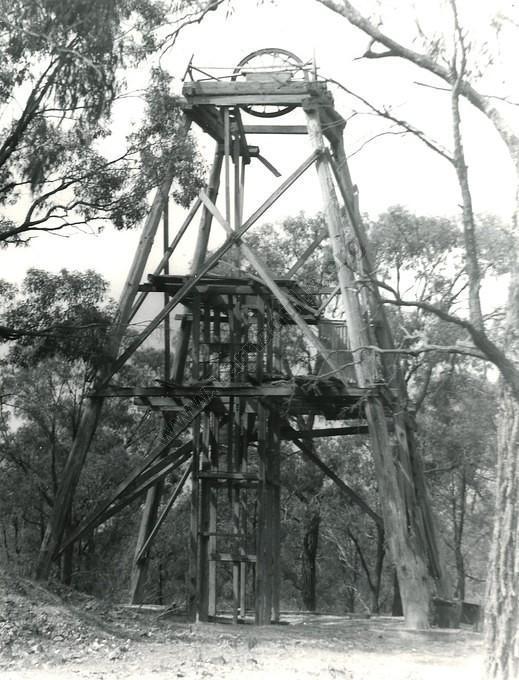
(135, 462), (192, 562)
(186, 94), (307, 107)
(93, 385), (294, 398)
(210, 553), (257, 563)
(282, 425), (370, 439)
(186, 106), (224, 142)
(198, 471), (259, 480)
(244, 125), (307, 135)
(183, 81), (326, 96)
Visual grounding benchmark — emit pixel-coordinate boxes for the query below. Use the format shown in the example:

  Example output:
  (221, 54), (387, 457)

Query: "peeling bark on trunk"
(365, 400), (431, 628)
(485, 271), (519, 679)
(485, 384), (519, 680)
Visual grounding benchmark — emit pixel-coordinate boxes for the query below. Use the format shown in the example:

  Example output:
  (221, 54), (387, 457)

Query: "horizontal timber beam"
(92, 384), (296, 398)
(183, 82), (327, 96)
(282, 425), (369, 439)
(186, 94), (306, 107)
(243, 125), (308, 135)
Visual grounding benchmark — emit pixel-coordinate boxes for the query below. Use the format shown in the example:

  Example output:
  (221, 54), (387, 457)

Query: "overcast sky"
(2, 0), (516, 316)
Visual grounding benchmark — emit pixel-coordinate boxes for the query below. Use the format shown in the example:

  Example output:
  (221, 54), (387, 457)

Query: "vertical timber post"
(330, 133), (447, 597)
(128, 148), (223, 605)
(129, 202), (172, 603)
(304, 106), (432, 629)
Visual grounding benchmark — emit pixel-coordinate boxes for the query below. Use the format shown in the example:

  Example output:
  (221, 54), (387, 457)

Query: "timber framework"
(47, 49), (446, 625)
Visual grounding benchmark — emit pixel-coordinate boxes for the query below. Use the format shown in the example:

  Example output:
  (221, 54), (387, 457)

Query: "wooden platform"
(93, 377), (389, 420)
(139, 274), (323, 325)
(180, 80), (346, 146)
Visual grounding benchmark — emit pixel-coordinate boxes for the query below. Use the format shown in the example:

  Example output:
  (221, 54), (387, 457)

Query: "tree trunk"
(392, 570), (404, 617)
(452, 470), (467, 601)
(372, 524), (385, 614)
(485, 381), (519, 680)
(454, 549), (465, 602)
(61, 511), (74, 586)
(301, 510), (320, 611)
(451, 88), (483, 330)
(312, 0), (519, 660)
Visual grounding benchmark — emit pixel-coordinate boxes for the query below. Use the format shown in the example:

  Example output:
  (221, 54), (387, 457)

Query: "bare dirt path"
(0, 575), (483, 679)
(1, 613), (483, 680)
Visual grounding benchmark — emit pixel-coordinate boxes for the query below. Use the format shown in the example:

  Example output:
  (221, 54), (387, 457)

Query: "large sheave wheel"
(232, 48), (306, 118)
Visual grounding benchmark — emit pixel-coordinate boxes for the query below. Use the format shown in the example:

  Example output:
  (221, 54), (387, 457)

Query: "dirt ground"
(0, 574), (483, 679)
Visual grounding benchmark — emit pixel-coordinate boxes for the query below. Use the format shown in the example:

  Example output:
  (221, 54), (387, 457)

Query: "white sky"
(2, 0), (516, 315)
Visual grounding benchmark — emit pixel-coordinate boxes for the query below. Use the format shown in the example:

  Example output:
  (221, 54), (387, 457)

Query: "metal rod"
(224, 108), (231, 226)
(233, 132), (241, 270)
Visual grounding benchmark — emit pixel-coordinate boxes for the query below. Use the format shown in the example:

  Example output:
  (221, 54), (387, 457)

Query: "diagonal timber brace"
(198, 189), (360, 387)
(279, 418), (382, 527)
(108, 151), (319, 380)
(135, 461), (192, 563)
(58, 443), (194, 555)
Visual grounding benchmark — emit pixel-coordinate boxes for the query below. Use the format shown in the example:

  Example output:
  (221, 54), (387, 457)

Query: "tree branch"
(378, 292), (519, 400)
(326, 77), (454, 163)
(316, 0), (519, 163)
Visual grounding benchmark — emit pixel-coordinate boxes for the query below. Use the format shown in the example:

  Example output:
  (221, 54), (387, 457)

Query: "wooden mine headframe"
(44, 50), (446, 627)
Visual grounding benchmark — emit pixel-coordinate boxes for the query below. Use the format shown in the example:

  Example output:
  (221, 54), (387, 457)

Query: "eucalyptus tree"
(0, 0), (211, 245)
(312, 1), (518, 676)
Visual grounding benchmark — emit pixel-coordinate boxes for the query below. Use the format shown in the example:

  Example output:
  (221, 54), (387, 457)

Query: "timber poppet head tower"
(37, 49), (446, 628)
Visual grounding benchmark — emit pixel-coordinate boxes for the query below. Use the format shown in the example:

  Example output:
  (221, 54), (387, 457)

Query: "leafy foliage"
(2, 268), (113, 368)
(0, 0), (206, 244)
(418, 366), (496, 600)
